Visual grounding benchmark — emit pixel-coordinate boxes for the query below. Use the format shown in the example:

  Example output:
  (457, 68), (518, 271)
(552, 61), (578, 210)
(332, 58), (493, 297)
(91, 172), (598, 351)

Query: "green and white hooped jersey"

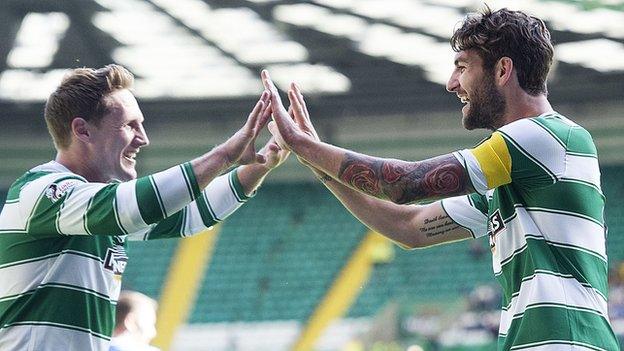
(0, 161), (252, 351)
(442, 113), (619, 350)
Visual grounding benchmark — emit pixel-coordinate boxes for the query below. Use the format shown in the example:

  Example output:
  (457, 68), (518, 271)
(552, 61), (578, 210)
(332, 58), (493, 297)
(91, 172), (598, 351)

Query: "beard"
(462, 72), (506, 131)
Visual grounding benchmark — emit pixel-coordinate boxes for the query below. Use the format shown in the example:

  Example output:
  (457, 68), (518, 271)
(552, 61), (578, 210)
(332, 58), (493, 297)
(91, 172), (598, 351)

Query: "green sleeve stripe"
(180, 206), (187, 236)
(229, 168), (252, 202)
(150, 176), (166, 217)
(82, 197), (94, 235)
(195, 194), (218, 227)
(144, 211), (185, 239)
(182, 162), (201, 199)
(85, 185), (127, 236)
(135, 175), (165, 224)
(113, 197), (129, 235)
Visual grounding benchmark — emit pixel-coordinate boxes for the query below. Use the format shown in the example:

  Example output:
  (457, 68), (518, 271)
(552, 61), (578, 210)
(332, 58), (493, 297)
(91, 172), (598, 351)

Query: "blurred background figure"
(110, 291), (160, 351)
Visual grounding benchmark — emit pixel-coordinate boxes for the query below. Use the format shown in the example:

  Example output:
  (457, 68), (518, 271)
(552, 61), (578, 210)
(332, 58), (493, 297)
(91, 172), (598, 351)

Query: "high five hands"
(260, 70), (319, 153)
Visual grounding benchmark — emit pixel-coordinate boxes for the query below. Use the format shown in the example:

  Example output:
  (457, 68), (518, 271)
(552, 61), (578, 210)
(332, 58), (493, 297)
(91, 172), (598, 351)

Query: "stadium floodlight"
(7, 13), (69, 69)
(273, 4), (332, 27)
(265, 64), (351, 94)
(0, 69), (69, 101)
(556, 39), (624, 73)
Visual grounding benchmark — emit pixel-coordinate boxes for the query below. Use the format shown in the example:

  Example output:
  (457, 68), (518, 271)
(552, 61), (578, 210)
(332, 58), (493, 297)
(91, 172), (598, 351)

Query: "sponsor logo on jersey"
(44, 179), (80, 203)
(488, 209), (505, 252)
(104, 247), (128, 275)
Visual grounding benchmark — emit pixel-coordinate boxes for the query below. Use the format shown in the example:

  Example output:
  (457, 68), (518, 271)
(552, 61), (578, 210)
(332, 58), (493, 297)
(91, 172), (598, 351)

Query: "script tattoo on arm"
(337, 152), (471, 204)
(418, 213), (461, 238)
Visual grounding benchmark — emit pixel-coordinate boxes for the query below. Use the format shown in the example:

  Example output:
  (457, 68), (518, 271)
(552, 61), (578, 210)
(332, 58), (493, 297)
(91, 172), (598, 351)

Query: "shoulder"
(495, 112), (596, 154)
(7, 162), (87, 204)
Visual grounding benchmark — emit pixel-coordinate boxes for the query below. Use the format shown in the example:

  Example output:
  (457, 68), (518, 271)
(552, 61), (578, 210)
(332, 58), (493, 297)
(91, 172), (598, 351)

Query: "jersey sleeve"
(440, 193), (488, 238)
(18, 162), (201, 237)
(455, 118), (566, 195)
(127, 168), (253, 240)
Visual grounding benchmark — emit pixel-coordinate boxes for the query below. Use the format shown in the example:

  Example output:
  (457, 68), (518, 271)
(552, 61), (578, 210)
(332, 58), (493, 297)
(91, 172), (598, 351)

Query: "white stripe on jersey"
(563, 154), (601, 189)
(0, 324), (110, 351)
(57, 183), (107, 235)
(0, 251), (120, 302)
(453, 150), (489, 195)
(183, 202), (211, 236)
(204, 172), (243, 221)
(0, 203), (24, 232)
(499, 272), (608, 336)
(498, 118), (566, 179)
(114, 180), (147, 233)
(441, 195), (487, 238)
(151, 165), (193, 217)
(509, 341), (609, 351)
(493, 208), (607, 274)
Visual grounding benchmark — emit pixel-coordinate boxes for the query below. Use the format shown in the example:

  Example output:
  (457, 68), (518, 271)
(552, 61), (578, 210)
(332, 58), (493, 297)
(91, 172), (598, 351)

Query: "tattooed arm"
(338, 152), (472, 204)
(312, 166), (472, 248)
(261, 70), (473, 205)
(261, 72), (472, 247)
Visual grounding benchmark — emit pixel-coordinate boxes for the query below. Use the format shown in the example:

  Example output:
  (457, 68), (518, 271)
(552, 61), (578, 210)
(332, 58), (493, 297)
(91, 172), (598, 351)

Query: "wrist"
(211, 144), (236, 169)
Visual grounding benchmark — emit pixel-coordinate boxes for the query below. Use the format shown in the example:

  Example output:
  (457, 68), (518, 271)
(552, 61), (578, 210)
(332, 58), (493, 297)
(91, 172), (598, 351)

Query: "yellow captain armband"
(470, 132), (512, 189)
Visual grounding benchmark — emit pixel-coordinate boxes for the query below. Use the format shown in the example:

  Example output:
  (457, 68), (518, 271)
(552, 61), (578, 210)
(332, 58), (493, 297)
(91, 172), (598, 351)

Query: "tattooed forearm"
(338, 152), (470, 204)
(419, 213), (460, 238)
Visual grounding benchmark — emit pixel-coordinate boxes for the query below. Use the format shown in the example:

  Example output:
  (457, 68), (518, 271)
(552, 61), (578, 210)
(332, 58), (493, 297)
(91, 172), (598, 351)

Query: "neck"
(56, 147), (106, 183)
(500, 92), (553, 127)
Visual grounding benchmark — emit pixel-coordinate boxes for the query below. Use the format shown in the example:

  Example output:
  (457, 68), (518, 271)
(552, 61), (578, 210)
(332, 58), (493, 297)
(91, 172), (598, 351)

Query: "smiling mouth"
(459, 96), (470, 104)
(123, 151), (138, 163)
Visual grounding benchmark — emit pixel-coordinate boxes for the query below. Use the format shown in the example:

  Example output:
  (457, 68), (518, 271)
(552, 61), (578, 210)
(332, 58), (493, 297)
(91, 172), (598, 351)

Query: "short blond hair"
(44, 64), (134, 149)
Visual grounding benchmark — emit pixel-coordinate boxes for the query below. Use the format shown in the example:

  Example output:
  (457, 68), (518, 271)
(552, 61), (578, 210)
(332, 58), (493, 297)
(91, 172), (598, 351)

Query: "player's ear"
(495, 57), (514, 87)
(71, 117), (91, 143)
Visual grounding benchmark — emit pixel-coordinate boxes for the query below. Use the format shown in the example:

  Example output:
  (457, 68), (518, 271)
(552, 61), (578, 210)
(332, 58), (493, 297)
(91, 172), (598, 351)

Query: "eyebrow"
(454, 58), (468, 66)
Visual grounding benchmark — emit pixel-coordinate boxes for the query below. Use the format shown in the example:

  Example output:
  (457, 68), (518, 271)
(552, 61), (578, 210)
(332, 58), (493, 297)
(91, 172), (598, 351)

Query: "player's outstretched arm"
(261, 70), (474, 205)
(191, 90), (273, 190)
(278, 82), (471, 248)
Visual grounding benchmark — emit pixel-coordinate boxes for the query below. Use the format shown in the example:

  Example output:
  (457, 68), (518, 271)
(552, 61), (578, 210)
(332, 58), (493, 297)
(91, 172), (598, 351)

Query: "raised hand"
(258, 136), (290, 170)
(221, 90), (272, 165)
(261, 70), (308, 152)
(287, 82), (319, 142)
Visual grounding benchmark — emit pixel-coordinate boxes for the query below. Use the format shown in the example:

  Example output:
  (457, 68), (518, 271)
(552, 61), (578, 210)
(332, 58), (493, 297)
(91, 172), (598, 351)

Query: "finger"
(288, 89), (308, 128)
(246, 91), (269, 129)
(261, 70), (284, 107)
(268, 143), (280, 153)
(255, 101), (272, 133)
(245, 101), (264, 128)
(293, 83), (310, 121)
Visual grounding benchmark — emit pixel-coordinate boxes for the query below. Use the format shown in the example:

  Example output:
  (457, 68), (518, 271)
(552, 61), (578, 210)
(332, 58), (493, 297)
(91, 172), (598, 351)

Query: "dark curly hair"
(451, 6), (554, 96)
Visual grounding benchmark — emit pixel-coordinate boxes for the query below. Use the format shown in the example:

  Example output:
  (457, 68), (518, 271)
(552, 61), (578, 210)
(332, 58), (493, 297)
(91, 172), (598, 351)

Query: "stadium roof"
(0, 0), (623, 186)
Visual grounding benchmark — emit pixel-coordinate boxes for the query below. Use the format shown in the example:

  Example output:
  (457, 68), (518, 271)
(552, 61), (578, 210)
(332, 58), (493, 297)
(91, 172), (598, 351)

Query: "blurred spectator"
(109, 291), (160, 351)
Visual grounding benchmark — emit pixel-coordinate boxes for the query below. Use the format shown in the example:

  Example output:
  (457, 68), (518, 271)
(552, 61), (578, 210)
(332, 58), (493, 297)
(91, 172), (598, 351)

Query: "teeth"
(460, 97), (469, 104)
